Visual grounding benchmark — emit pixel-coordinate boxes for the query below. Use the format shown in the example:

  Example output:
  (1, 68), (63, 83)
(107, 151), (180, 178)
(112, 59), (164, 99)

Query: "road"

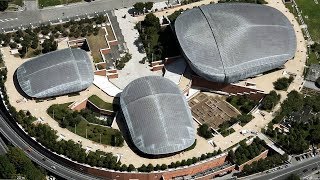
(0, 99), (103, 180)
(0, 0), (164, 32)
(246, 156), (320, 180)
(0, 136), (8, 154)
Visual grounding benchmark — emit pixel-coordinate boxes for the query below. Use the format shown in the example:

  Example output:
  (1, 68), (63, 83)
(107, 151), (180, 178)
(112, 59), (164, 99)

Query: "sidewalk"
(109, 8), (161, 89)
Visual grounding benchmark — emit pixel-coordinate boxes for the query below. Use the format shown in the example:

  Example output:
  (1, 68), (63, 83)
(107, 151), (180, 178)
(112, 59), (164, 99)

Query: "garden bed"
(88, 95), (115, 111)
(86, 29), (108, 63)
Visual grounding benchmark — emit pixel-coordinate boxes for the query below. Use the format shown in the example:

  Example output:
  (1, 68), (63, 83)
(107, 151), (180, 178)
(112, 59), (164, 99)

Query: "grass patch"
(286, 1), (320, 42)
(67, 119), (123, 146)
(106, 26), (116, 41)
(307, 51), (319, 65)
(86, 29), (108, 63)
(38, 0), (82, 8)
(88, 95), (115, 111)
(48, 102), (123, 146)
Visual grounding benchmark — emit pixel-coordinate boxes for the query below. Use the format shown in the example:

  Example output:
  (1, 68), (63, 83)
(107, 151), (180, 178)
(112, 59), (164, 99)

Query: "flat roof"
(175, 3), (296, 83)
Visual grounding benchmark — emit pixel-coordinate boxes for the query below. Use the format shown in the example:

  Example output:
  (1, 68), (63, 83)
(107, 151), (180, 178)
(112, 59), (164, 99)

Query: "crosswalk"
(0, 18), (18, 23)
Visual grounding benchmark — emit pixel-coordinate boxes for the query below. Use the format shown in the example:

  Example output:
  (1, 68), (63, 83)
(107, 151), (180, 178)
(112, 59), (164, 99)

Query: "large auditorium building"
(120, 76), (195, 155)
(16, 48), (94, 98)
(175, 3), (296, 83)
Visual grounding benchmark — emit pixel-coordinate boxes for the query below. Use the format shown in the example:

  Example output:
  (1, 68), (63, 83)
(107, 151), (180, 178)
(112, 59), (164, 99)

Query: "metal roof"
(16, 48), (94, 98)
(175, 3), (296, 83)
(120, 76), (195, 155)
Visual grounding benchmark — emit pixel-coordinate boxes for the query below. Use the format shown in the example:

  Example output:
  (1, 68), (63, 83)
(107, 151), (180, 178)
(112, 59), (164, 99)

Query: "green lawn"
(88, 95), (115, 111)
(86, 29), (108, 63)
(38, 0), (82, 8)
(67, 119), (123, 146)
(286, 0), (320, 42)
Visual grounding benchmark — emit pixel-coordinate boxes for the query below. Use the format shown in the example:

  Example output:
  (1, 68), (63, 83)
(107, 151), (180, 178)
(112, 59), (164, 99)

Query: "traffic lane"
(0, 115), (100, 180)
(250, 157), (320, 180)
(40, 0), (165, 22)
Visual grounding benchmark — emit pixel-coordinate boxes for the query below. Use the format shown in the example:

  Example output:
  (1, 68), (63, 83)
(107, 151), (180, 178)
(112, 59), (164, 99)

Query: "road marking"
(270, 161), (320, 180)
(0, 18), (18, 23)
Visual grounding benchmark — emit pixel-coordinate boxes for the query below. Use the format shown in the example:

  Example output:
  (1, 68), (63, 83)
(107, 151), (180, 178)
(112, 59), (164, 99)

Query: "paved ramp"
(93, 75), (122, 97)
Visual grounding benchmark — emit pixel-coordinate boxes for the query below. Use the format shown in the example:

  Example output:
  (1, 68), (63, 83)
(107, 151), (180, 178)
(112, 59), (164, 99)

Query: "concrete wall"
(94, 70), (107, 76)
(162, 153), (228, 180)
(237, 149), (269, 171)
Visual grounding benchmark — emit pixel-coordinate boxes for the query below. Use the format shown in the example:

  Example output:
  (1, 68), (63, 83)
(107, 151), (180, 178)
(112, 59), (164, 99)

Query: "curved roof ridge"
(199, 5), (227, 80)
(24, 49), (73, 79)
(144, 77), (170, 145)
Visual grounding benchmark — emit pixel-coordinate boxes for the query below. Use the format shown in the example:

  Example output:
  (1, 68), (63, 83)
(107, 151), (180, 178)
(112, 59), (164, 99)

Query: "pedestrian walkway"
(109, 8), (161, 89)
(164, 57), (187, 84)
(93, 75), (122, 97)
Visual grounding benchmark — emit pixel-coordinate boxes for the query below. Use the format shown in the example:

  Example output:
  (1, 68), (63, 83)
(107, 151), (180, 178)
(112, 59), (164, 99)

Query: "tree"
(0, 155), (16, 179)
(143, 13), (160, 29)
(197, 123), (213, 139)
(120, 164), (128, 172)
(138, 164), (147, 172)
(9, 42), (17, 49)
(146, 163), (154, 172)
(127, 164), (135, 172)
(228, 150), (236, 164)
(261, 90), (280, 110)
(273, 76), (294, 90)
(134, 2), (145, 14)
(0, 1), (8, 11)
(145, 2), (154, 11)
(160, 164), (167, 170)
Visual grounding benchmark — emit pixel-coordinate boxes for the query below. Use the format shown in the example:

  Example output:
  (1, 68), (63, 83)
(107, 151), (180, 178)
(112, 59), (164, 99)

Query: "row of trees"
(137, 13), (181, 63)
(138, 149), (223, 172)
(238, 153), (288, 177)
(0, 14), (108, 57)
(133, 2), (154, 15)
(0, 147), (46, 180)
(228, 138), (266, 165)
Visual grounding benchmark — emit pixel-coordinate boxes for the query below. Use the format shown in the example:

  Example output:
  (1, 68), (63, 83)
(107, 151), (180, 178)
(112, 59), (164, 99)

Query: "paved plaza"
(0, 0), (308, 167)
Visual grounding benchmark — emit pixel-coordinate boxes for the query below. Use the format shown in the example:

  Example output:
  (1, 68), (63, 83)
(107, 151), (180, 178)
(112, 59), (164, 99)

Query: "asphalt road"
(247, 156), (320, 180)
(0, 136), (8, 154)
(0, 99), (102, 180)
(0, 0), (164, 32)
